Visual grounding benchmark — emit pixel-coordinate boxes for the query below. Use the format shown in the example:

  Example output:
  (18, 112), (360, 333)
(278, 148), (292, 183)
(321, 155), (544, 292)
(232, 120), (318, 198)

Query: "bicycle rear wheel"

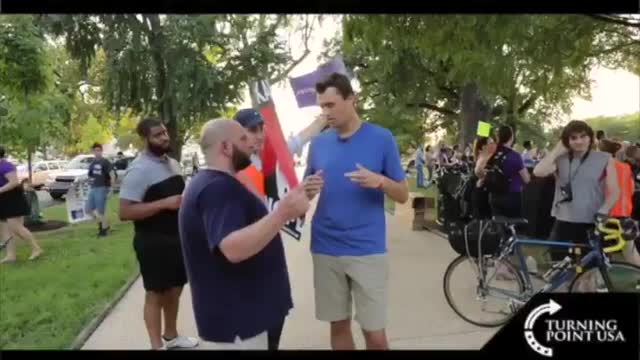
(569, 261), (640, 293)
(443, 255), (525, 327)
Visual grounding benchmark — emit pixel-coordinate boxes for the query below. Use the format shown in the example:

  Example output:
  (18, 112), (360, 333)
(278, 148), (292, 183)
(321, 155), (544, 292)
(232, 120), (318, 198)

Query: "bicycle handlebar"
(596, 217), (638, 254)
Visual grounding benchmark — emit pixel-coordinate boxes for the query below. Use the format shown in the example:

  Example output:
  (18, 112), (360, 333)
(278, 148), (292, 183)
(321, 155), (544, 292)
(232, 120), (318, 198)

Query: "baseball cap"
(233, 108), (264, 129)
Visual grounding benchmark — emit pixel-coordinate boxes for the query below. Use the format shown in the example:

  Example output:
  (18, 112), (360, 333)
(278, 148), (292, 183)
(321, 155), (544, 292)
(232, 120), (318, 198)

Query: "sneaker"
(164, 335), (199, 350)
(98, 227), (111, 237)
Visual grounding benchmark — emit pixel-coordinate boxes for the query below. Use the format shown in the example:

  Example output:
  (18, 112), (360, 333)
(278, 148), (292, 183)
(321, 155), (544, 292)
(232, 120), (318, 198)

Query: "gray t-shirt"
(88, 158), (113, 188)
(551, 151), (610, 223)
(119, 152), (182, 202)
(119, 151), (184, 236)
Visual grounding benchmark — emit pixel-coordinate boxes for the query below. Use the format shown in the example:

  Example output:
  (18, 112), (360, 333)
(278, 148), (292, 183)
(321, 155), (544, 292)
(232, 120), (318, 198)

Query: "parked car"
(45, 155), (94, 200)
(18, 160), (67, 190)
(45, 154), (133, 199)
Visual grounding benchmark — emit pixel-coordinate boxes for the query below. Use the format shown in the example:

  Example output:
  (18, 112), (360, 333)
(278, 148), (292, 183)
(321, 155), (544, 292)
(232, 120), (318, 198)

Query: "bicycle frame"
(479, 225), (611, 305)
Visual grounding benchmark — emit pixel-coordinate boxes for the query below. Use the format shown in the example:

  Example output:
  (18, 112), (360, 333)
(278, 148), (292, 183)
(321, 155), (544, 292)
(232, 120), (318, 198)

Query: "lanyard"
(568, 150), (590, 183)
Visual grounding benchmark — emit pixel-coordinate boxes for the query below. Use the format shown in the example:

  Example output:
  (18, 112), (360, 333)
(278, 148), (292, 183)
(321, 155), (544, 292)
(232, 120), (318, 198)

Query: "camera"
(559, 183), (573, 203)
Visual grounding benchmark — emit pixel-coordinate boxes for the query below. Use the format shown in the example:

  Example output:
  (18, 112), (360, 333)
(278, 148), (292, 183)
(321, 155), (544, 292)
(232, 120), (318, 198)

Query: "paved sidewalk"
(82, 201), (497, 350)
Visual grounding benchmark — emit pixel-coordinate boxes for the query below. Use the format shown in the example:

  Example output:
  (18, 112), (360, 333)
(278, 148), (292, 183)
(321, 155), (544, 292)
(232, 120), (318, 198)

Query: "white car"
(46, 154), (133, 199)
(46, 155), (94, 200)
(16, 160), (67, 189)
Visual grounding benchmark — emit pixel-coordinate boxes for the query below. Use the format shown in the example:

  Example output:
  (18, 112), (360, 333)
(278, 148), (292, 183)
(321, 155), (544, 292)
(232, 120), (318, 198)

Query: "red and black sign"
(250, 79), (304, 240)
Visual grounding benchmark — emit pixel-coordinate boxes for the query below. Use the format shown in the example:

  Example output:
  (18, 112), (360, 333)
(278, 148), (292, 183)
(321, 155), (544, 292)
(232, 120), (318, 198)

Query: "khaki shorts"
(312, 253), (388, 331)
(196, 331), (268, 350)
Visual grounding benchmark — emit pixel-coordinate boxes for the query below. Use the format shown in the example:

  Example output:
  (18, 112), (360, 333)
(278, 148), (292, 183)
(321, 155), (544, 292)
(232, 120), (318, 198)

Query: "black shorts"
(0, 187), (30, 220)
(133, 232), (188, 292)
(548, 220), (594, 262)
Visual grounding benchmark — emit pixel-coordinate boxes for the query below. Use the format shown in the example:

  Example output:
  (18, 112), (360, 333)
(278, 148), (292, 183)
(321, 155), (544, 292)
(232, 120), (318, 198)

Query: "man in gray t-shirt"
(118, 118), (198, 350)
(86, 143), (113, 237)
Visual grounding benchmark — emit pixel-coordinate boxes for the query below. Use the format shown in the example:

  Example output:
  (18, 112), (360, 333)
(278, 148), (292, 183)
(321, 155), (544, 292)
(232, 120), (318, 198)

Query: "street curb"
(429, 228), (448, 239)
(68, 271), (140, 350)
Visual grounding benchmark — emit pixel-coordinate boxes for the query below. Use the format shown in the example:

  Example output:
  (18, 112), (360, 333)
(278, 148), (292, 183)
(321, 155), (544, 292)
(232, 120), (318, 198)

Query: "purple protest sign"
(289, 72), (320, 108)
(289, 56), (349, 108)
(318, 55), (348, 76)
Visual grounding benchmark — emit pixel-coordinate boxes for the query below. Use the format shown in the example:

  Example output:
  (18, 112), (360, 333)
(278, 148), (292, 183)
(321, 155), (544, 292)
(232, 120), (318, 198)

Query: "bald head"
(200, 119), (244, 153)
(199, 118), (253, 173)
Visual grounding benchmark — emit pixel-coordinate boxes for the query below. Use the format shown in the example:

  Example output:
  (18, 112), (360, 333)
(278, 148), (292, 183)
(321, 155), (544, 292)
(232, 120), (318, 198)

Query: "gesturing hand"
(552, 141), (569, 157)
(478, 143), (497, 161)
(278, 185), (310, 220)
(303, 170), (324, 200)
(345, 163), (384, 189)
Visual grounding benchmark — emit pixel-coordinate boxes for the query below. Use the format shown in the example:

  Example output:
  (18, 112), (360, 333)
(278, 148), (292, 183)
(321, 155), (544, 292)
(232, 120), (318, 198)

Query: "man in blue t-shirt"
(303, 73), (409, 350)
(178, 119), (309, 350)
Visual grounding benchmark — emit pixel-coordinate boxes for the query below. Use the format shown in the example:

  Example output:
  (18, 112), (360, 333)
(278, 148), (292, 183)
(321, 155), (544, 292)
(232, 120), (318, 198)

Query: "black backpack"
(447, 219), (504, 257)
(483, 147), (511, 194)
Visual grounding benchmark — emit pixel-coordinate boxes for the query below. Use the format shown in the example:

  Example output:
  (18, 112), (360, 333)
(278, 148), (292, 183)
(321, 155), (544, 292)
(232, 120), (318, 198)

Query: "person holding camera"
(534, 120), (620, 261)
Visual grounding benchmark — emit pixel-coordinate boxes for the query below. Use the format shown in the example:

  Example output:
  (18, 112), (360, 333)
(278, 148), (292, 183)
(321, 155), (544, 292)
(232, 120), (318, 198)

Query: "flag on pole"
(289, 56), (351, 108)
(249, 79), (304, 240)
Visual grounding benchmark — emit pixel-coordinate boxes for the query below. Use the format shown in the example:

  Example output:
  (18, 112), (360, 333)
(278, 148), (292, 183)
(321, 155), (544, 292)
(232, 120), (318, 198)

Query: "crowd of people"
(1, 70), (638, 350)
(416, 121), (640, 266)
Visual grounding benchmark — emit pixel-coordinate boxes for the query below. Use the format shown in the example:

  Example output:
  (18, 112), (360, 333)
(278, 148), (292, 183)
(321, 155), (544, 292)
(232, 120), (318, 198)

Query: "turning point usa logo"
(524, 300), (626, 357)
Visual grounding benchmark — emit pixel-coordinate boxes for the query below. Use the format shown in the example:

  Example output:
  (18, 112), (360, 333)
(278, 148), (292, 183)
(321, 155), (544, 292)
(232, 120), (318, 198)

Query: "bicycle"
(434, 161), (474, 227)
(443, 216), (640, 327)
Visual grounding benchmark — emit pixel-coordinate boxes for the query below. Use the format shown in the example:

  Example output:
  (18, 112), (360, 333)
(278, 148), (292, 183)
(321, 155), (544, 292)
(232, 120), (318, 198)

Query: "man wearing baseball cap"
(233, 108), (327, 202)
(231, 108), (326, 350)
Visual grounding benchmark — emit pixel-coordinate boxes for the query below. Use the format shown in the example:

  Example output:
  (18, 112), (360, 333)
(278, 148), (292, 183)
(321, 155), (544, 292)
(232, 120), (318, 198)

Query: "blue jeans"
(416, 165), (425, 188)
(86, 186), (109, 214)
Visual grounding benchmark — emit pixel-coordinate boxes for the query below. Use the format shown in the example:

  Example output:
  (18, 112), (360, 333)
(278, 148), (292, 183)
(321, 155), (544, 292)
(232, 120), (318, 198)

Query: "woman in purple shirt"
(475, 126), (531, 218)
(0, 145), (43, 264)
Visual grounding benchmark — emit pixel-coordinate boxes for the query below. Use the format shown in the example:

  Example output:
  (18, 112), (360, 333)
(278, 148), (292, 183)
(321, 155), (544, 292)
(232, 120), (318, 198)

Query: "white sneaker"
(164, 336), (199, 349)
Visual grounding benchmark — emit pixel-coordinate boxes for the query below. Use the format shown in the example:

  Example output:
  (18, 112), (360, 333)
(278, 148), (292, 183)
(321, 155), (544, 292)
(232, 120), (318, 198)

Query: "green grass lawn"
(385, 174), (437, 214)
(0, 196), (138, 349)
(408, 176), (437, 197)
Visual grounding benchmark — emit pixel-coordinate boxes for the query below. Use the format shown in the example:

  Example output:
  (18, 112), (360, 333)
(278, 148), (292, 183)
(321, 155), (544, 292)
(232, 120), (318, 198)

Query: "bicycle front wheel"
(569, 261), (640, 293)
(443, 255), (525, 327)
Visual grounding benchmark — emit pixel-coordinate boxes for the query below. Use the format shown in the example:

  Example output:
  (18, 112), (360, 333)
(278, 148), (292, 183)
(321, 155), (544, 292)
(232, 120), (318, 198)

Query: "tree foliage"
(113, 108), (143, 151)
(74, 115), (113, 153)
(40, 15), (319, 160)
(583, 112), (640, 142)
(0, 16), (71, 172)
(329, 15), (640, 153)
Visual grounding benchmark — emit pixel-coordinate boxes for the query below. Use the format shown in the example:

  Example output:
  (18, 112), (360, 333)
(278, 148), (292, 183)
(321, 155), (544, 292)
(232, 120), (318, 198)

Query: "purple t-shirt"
(0, 160), (16, 187)
(500, 146), (525, 192)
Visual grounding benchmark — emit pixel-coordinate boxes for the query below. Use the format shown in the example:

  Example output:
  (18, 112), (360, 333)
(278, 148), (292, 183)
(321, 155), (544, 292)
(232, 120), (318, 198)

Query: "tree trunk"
(458, 83), (479, 148)
(249, 83), (260, 108)
(459, 83), (489, 147)
(27, 149), (33, 184)
(167, 104), (182, 162)
(147, 14), (182, 162)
